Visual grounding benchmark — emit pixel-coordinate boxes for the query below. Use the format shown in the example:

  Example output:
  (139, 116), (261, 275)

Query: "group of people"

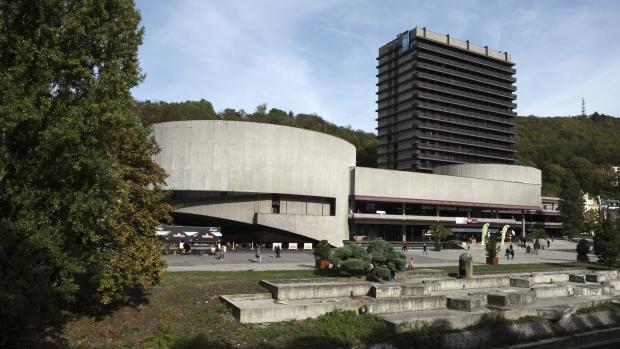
(400, 241), (428, 255)
(251, 245), (282, 262)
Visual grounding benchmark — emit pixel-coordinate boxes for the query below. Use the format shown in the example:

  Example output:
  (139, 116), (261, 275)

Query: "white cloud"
(134, 0), (620, 132)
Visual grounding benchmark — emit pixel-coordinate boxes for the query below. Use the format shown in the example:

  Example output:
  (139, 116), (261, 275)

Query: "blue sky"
(133, 0), (620, 132)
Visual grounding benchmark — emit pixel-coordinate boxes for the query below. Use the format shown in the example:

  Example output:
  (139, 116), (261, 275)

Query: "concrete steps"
(222, 269), (620, 324)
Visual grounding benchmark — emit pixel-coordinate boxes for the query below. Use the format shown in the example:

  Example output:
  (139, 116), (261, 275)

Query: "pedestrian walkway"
(165, 239), (592, 272)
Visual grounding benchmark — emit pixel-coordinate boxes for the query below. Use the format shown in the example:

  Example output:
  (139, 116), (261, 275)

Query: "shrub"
(329, 244), (371, 275)
(367, 238), (406, 279)
(576, 239), (590, 256)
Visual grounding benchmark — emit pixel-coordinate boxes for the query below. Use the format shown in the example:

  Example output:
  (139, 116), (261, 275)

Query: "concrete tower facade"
(377, 27), (517, 172)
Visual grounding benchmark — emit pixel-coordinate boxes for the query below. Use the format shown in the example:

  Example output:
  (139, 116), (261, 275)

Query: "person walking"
(407, 257), (414, 271)
(275, 245), (281, 258)
(509, 244), (515, 260)
(547, 239), (551, 249)
(178, 239), (185, 255)
(422, 243), (428, 255)
(505, 247), (510, 259)
(402, 241), (408, 252)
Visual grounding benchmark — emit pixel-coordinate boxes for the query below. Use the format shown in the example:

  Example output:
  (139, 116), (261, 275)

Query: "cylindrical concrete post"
(521, 210), (526, 238)
(459, 253), (474, 279)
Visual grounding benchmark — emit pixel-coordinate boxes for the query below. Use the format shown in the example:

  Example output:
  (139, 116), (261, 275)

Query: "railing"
(418, 41), (514, 73)
(417, 101), (515, 126)
(415, 130), (517, 151)
(417, 81), (516, 109)
(417, 71), (516, 99)
(418, 61), (516, 92)
(417, 120), (516, 143)
(417, 111), (515, 134)
(417, 91), (516, 117)
(418, 52), (516, 83)
(416, 152), (514, 166)
(416, 142), (515, 161)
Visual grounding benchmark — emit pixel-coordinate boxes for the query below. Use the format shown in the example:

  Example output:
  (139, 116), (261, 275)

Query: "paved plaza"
(165, 239), (593, 272)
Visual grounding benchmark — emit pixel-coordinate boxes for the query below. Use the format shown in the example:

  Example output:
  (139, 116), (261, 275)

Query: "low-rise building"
(153, 120), (548, 246)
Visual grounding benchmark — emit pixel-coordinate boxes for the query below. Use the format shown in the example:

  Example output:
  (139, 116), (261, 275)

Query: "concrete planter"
(315, 259), (330, 270)
(486, 256), (499, 265)
(577, 255), (590, 262)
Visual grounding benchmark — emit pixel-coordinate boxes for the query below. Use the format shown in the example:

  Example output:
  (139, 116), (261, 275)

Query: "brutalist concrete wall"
(353, 166), (541, 209)
(152, 120), (356, 246)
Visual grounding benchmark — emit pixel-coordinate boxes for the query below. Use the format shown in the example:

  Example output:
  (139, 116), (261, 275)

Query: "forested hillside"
(135, 100), (620, 198)
(516, 113), (620, 197)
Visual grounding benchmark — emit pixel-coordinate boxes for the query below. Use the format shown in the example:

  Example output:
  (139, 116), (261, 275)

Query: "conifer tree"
(593, 217), (620, 270)
(558, 173), (584, 238)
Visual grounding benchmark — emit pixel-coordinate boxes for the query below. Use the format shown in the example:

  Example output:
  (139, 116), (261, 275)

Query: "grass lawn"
(61, 262), (608, 349)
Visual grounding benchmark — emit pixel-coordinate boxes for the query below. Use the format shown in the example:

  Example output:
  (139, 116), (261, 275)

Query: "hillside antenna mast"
(581, 97), (586, 117)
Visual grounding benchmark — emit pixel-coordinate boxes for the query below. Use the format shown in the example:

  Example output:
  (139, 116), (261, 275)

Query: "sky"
(133, 0), (620, 132)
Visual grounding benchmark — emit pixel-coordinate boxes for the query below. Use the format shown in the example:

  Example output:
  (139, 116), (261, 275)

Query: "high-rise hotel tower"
(377, 28), (517, 171)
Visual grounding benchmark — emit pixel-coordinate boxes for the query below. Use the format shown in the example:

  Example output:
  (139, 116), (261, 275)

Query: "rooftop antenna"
(581, 97), (586, 117)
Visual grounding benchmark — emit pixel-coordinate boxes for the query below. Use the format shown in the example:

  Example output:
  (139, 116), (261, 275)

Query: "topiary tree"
(366, 238), (406, 280)
(593, 218), (620, 269)
(329, 243), (371, 275)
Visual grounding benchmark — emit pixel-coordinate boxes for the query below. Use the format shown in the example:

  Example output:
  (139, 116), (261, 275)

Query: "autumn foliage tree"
(0, 0), (169, 345)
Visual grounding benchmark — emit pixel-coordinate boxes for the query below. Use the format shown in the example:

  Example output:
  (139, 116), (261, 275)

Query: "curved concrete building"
(153, 120), (356, 246)
(153, 120), (543, 245)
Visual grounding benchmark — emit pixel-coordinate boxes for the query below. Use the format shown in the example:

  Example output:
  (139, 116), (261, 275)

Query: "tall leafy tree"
(593, 217), (620, 269)
(558, 173), (584, 238)
(583, 208), (600, 234)
(0, 0), (169, 345)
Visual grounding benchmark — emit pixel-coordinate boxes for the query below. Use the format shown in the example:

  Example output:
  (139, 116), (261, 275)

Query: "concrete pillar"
(402, 203), (406, 216)
(459, 253), (474, 279)
(401, 225), (407, 242)
(521, 210), (526, 238)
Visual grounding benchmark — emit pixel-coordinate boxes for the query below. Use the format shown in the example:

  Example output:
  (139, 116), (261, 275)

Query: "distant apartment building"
(377, 27), (517, 172)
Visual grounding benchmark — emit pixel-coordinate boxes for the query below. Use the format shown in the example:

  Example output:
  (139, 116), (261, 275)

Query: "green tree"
(0, 1), (169, 345)
(593, 218), (620, 269)
(558, 173), (584, 238)
(529, 229), (548, 244)
(430, 224), (450, 243)
(583, 208), (600, 234)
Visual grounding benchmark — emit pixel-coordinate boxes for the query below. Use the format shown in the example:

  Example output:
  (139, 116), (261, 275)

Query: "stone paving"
(165, 239), (594, 272)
